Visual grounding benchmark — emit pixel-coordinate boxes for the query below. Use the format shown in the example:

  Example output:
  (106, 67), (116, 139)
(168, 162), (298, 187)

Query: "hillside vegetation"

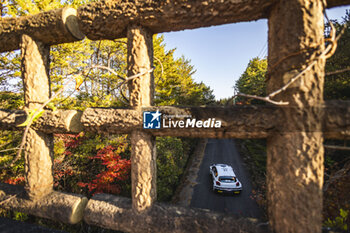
(232, 11), (350, 231)
(0, 1), (214, 232)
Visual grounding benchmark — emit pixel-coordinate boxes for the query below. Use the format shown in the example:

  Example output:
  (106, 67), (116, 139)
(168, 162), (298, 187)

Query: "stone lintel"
(84, 193), (266, 233)
(1, 103), (349, 139)
(0, 183), (88, 224)
(0, 7), (84, 53)
(77, 0), (350, 40)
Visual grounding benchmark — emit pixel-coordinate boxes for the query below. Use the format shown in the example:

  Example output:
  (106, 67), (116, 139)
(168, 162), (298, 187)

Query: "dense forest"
(0, 0), (215, 231)
(234, 11), (350, 231)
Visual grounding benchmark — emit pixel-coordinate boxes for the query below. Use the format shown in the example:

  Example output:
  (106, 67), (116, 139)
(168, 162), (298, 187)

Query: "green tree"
(153, 36), (215, 106)
(50, 38), (129, 110)
(322, 17), (350, 229)
(156, 137), (186, 201)
(0, 92), (24, 188)
(0, 0), (89, 93)
(0, 3), (215, 232)
(1, 0), (214, 107)
(49, 35), (214, 109)
(234, 57), (267, 104)
(0, 0), (215, 203)
(233, 11), (350, 225)
(235, 16), (350, 103)
(324, 10), (350, 100)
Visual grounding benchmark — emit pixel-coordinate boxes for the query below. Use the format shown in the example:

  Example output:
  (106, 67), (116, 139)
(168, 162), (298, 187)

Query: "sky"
(161, 6), (349, 100)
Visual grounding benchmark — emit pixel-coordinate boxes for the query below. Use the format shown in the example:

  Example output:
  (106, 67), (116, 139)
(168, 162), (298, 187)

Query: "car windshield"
(219, 176), (236, 182)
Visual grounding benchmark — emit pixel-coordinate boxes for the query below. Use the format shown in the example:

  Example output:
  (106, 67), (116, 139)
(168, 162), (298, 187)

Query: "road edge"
(171, 138), (208, 206)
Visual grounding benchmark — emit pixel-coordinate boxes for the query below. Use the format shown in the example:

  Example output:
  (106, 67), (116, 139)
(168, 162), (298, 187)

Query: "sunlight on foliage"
(324, 209), (349, 231)
(235, 57), (267, 104)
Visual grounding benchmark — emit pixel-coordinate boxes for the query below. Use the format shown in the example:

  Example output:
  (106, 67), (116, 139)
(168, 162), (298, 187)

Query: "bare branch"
(91, 65), (125, 81)
(0, 142), (11, 149)
(117, 67), (155, 104)
(324, 144), (350, 151)
(0, 148), (19, 153)
(95, 41), (102, 62)
(114, 39), (127, 45)
(268, 60), (317, 100)
(119, 87), (130, 104)
(236, 93), (289, 105)
(125, 68), (154, 81)
(237, 12), (341, 105)
(326, 67), (350, 76)
(0, 76), (75, 169)
(324, 22), (350, 75)
(154, 56), (164, 86)
(0, 193), (19, 206)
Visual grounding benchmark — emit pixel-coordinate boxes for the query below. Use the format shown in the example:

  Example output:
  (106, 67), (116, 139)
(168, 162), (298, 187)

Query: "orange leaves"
(53, 133), (130, 196)
(78, 143), (131, 195)
(4, 176), (25, 185)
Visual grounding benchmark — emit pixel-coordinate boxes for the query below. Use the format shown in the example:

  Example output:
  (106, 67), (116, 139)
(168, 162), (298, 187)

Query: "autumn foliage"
(52, 133), (131, 197)
(1, 132), (132, 197)
(4, 176), (25, 185)
(77, 144), (131, 195)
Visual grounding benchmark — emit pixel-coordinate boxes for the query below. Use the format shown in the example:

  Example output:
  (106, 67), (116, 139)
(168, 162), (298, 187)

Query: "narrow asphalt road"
(190, 139), (262, 218)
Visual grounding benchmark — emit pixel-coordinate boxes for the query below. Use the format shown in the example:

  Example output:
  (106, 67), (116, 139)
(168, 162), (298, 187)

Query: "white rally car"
(209, 164), (242, 194)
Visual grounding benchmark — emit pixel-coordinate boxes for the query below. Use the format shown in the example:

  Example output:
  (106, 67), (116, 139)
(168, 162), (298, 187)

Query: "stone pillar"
(267, 1), (325, 232)
(21, 34), (53, 200)
(127, 25), (156, 212)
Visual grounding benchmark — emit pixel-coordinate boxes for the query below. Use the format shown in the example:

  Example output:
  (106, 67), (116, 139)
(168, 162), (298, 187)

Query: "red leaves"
(78, 141), (131, 195)
(53, 133), (130, 196)
(4, 176), (25, 185)
(56, 133), (84, 149)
